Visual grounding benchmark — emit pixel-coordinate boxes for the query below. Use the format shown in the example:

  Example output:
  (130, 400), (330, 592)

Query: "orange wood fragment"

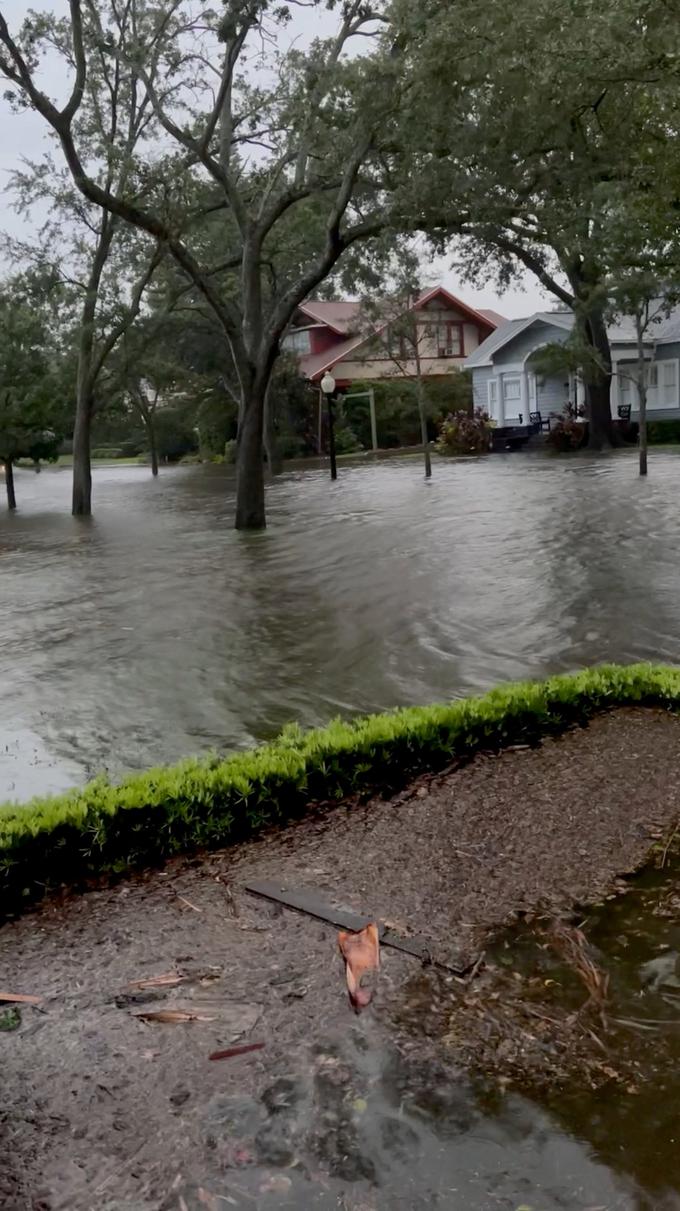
(338, 924), (380, 1012)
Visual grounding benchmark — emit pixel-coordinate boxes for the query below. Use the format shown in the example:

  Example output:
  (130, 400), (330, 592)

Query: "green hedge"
(647, 419), (680, 445)
(2, 663), (680, 913)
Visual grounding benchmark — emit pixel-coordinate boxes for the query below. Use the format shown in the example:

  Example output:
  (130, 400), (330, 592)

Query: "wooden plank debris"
(244, 879), (473, 975)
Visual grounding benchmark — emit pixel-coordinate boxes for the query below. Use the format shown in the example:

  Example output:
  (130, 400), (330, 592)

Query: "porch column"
(576, 376), (586, 412)
(519, 372), (528, 425)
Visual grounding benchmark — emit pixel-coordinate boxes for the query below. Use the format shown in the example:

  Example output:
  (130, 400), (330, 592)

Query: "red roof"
(297, 287), (503, 382)
(297, 300), (361, 335)
(477, 308), (506, 326)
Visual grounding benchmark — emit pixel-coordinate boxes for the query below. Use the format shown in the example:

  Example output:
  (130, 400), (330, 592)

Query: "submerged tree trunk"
(263, 383), (283, 476)
(72, 393), (93, 516)
(235, 388), (267, 530)
(149, 418), (159, 478)
(415, 377), (432, 479)
(72, 220), (115, 517)
(636, 312), (648, 477)
(5, 458), (16, 510)
(581, 306), (618, 450)
(138, 405), (159, 477)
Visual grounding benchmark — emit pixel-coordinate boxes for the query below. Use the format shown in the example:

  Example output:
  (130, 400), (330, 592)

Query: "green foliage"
(153, 409), (199, 462)
(546, 403), (588, 452)
(1, 664), (679, 914)
(436, 407), (491, 455)
(0, 1007), (21, 1032)
(91, 447), (123, 459)
(0, 275), (65, 471)
(646, 420), (680, 445)
(344, 375), (472, 449)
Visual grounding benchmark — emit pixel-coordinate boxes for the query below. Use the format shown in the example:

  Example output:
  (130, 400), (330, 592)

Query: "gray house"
(465, 307), (680, 429)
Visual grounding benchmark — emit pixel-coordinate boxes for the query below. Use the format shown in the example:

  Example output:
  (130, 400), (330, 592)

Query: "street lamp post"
(320, 371), (338, 481)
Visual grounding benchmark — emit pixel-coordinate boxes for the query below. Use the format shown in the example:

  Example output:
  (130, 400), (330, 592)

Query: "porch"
(486, 364), (581, 432)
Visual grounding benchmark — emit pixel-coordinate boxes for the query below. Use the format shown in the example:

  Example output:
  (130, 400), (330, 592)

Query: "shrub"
(436, 407), (492, 455)
(2, 664), (679, 915)
(546, 402), (587, 452)
(119, 436), (146, 458)
(343, 375), (473, 451)
(154, 409), (199, 463)
(334, 426), (363, 455)
(647, 419), (680, 445)
(91, 447), (123, 459)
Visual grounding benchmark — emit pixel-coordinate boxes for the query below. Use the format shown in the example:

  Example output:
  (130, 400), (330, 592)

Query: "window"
(437, 322), (463, 358)
(617, 359), (679, 410)
(503, 377), (521, 401)
(487, 379), (499, 413)
(387, 329), (409, 361)
(282, 328), (311, 355)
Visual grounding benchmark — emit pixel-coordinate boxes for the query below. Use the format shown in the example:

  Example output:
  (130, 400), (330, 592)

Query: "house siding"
(472, 367), (493, 411)
(614, 348), (680, 420)
(491, 320), (570, 366)
(463, 322), (481, 355)
(535, 375), (569, 419)
(330, 356), (468, 382)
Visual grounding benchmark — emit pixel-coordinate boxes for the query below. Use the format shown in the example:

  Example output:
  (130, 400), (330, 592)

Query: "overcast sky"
(0, 1), (550, 320)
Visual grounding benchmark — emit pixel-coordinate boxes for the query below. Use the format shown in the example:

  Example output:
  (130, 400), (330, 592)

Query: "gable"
(495, 319), (571, 365)
(466, 310), (574, 369)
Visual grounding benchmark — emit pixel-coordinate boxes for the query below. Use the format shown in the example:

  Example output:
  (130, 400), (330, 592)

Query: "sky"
(0, 2), (551, 322)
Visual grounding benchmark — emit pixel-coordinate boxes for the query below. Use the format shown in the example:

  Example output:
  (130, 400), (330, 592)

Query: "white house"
(465, 306), (680, 429)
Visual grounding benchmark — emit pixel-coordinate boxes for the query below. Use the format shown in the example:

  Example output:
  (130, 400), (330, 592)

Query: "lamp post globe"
(320, 372), (338, 481)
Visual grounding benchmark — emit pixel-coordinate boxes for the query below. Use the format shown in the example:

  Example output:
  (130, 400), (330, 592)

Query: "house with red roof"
(281, 286), (504, 387)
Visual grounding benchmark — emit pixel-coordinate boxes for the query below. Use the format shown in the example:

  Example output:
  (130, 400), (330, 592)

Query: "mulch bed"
(2, 707), (680, 1209)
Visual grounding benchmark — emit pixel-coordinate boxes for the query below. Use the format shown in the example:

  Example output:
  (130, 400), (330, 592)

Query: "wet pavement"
(4, 449), (680, 802)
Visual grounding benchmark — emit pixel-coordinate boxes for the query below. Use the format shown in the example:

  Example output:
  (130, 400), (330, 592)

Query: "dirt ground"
(3, 707), (680, 1210)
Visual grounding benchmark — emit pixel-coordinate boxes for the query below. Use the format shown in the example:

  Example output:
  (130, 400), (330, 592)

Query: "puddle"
(174, 1024), (643, 1210)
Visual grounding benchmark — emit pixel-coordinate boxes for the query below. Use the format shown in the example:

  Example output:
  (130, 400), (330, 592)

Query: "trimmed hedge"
(647, 419), (680, 445)
(2, 663), (680, 912)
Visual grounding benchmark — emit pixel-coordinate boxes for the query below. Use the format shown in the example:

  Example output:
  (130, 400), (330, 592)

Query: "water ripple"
(1, 451), (679, 801)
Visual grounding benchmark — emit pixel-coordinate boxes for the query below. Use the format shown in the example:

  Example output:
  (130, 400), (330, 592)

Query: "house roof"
(477, 308), (507, 326)
(464, 311), (575, 368)
(300, 334), (367, 381)
(466, 301), (680, 371)
(297, 300), (361, 335)
(298, 286), (504, 382)
(607, 302), (680, 345)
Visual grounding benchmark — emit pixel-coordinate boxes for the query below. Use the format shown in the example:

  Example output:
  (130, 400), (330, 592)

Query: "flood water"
(2, 449), (680, 801)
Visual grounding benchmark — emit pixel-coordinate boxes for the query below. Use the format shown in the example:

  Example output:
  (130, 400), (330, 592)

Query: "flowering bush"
(546, 402), (587, 452)
(436, 407), (493, 455)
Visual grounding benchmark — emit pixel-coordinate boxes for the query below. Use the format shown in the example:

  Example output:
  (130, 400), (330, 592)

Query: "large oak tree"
(0, 0), (407, 528)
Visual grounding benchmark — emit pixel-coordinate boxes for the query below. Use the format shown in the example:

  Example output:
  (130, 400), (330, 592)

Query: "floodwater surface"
(2, 449), (680, 801)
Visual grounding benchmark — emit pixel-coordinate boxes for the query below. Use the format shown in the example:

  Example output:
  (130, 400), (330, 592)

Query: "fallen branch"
(209, 1042), (265, 1061)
